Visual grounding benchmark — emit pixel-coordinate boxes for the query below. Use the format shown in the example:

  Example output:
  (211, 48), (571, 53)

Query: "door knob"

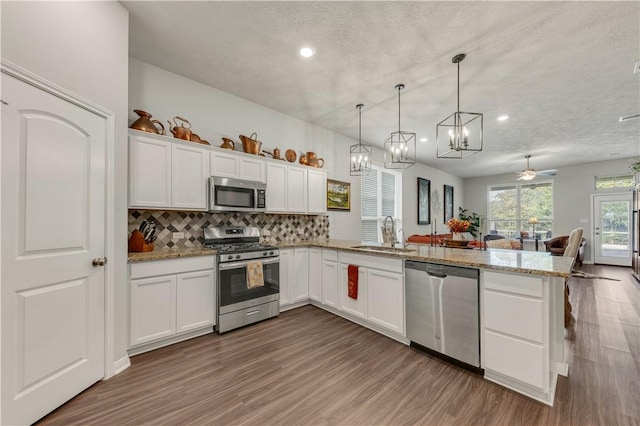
(92, 257), (108, 267)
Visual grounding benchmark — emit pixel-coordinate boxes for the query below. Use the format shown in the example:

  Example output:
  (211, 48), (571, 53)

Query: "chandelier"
(350, 104), (372, 176)
(384, 84), (415, 169)
(436, 53), (483, 159)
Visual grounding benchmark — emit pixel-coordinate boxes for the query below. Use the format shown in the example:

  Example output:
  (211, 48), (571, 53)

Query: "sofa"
(544, 235), (587, 266)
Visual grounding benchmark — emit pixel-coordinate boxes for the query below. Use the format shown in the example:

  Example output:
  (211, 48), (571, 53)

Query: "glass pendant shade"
(436, 53), (483, 159)
(350, 104), (372, 176)
(384, 84), (415, 169)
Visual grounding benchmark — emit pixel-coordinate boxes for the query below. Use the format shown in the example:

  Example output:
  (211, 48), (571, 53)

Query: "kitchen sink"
(351, 245), (416, 253)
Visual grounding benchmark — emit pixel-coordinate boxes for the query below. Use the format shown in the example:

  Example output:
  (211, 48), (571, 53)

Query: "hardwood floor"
(37, 264), (639, 425)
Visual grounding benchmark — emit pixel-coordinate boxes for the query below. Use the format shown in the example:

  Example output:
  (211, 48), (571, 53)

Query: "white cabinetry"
(210, 150), (266, 182)
(307, 169), (327, 214)
(308, 248), (322, 302)
(129, 256), (215, 353)
(279, 248), (309, 308)
(266, 163), (324, 214)
(321, 250), (339, 308)
(338, 252), (404, 336)
(129, 131), (209, 210)
(482, 271), (549, 395)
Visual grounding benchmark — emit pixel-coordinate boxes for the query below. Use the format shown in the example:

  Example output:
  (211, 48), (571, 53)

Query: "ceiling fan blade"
(536, 169), (558, 176)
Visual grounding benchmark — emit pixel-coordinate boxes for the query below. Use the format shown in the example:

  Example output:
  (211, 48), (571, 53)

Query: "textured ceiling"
(122, 1), (640, 178)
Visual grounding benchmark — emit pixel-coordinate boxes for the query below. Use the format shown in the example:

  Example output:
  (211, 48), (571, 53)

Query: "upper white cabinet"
(129, 131), (209, 210)
(210, 150), (266, 183)
(307, 169), (327, 214)
(267, 162), (325, 214)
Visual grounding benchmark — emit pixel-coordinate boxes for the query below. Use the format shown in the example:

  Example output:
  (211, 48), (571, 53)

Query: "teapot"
(167, 116), (192, 141)
(220, 138), (235, 150)
(305, 152), (324, 168)
(129, 109), (165, 135)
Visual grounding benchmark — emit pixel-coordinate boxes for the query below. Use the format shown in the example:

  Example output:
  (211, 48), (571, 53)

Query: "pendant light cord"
(457, 61), (460, 114)
(398, 85), (401, 133)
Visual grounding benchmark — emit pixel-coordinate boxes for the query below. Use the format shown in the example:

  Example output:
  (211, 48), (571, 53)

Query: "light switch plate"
(262, 230), (271, 236)
(173, 232), (184, 239)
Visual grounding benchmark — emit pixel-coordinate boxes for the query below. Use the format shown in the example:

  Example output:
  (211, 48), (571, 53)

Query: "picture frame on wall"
(417, 177), (431, 224)
(327, 179), (351, 211)
(444, 184), (454, 222)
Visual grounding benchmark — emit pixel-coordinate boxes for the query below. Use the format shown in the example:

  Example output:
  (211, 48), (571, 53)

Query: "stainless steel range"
(204, 226), (280, 333)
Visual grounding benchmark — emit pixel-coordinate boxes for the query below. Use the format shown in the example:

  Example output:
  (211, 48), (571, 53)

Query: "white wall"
(1, 1), (130, 373)
(463, 157), (635, 262)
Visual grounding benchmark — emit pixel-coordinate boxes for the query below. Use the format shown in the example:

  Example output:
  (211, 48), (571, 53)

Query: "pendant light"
(350, 104), (372, 176)
(436, 53), (483, 159)
(384, 84), (415, 169)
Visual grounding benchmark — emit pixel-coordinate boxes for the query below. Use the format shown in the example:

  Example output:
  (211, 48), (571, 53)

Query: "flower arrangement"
(447, 218), (471, 233)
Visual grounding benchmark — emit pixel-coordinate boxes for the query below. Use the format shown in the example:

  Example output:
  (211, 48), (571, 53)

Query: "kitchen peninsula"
(128, 240), (573, 405)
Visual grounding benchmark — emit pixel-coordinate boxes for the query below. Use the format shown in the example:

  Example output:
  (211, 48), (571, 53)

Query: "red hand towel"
(348, 265), (358, 300)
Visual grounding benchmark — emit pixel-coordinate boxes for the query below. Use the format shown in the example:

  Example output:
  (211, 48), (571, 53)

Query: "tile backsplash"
(128, 210), (330, 249)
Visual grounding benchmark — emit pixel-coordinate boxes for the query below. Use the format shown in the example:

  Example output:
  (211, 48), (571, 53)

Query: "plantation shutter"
(361, 166), (402, 243)
(361, 168), (379, 242)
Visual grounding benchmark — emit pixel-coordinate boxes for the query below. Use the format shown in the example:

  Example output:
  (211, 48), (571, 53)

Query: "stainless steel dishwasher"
(405, 261), (481, 372)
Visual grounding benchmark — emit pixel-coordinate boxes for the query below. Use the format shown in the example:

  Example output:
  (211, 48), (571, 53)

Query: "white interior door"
(593, 193), (632, 266)
(1, 73), (107, 425)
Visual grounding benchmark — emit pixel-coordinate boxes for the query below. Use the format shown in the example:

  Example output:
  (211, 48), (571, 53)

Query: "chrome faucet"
(383, 216), (398, 245)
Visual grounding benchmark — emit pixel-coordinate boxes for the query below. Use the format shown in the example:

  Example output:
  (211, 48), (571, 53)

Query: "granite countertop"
(128, 239), (573, 278)
(128, 247), (216, 263)
(275, 239), (574, 278)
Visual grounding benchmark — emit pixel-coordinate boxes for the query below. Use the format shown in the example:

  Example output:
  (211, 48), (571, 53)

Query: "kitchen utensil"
(306, 152), (325, 168)
(285, 149), (296, 162)
(239, 132), (262, 155)
(167, 116), (192, 141)
(128, 230), (154, 252)
(190, 133), (210, 145)
(129, 109), (166, 135)
(272, 147), (281, 160)
(220, 138), (235, 150)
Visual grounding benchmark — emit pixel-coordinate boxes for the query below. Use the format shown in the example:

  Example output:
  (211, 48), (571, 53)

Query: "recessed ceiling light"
(497, 115), (509, 121)
(300, 47), (314, 58)
(420, 137), (428, 142)
(608, 152), (622, 156)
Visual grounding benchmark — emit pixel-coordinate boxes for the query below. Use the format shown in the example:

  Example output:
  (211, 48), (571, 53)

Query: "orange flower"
(448, 218), (470, 233)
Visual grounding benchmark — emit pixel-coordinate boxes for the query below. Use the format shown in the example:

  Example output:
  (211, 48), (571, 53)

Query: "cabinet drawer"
(483, 271), (543, 298)
(322, 250), (338, 262)
(131, 256), (215, 279)
(484, 291), (543, 343)
(484, 330), (545, 389)
(339, 252), (403, 274)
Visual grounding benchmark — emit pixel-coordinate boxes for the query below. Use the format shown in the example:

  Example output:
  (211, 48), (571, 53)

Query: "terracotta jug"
(167, 116), (192, 141)
(129, 109), (165, 135)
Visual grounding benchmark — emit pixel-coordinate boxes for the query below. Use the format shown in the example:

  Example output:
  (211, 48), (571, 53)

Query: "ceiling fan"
(517, 155), (558, 180)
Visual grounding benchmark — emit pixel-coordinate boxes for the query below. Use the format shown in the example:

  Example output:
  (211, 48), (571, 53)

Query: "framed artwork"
(327, 179), (351, 211)
(417, 177), (431, 224)
(444, 184), (454, 222)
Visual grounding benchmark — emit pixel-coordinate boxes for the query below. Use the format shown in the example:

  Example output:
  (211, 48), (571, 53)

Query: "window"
(488, 181), (553, 238)
(595, 174), (635, 189)
(361, 165), (403, 243)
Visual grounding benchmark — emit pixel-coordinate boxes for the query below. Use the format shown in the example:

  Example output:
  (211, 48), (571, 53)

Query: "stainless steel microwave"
(209, 177), (266, 212)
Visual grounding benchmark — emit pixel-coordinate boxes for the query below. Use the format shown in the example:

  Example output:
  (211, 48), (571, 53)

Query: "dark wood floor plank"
(37, 264), (640, 426)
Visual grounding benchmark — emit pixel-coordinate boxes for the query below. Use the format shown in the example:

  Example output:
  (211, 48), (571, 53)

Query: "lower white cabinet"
(279, 248), (309, 307)
(338, 263), (367, 319)
(321, 250), (339, 308)
(366, 268), (404, 335)
(308, 248), (322, 302)
(482, 271), (547, 391)
(130, 256), (215, 349)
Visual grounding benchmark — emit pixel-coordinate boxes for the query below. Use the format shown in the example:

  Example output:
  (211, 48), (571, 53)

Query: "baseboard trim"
(109, 355), (131, 378)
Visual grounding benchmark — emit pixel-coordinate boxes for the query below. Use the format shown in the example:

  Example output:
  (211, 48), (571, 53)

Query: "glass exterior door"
(593, 194), (632, 266)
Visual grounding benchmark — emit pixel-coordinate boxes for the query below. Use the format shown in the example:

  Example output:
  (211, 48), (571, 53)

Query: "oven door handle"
(218, 257), (280, 270)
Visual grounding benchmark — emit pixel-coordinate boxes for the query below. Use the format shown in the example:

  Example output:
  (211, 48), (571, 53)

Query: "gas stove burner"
(203, 225), (279, 262)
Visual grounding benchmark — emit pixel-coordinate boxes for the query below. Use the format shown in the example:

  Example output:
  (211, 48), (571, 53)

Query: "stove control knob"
(227, 255), (234, 261)
(235, 255), (241, 259)
(269, 251), (274, 255)
(263, 251), (268, 256)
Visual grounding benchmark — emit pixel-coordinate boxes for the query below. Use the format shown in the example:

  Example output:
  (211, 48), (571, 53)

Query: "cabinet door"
(176, 270), (215, 333)
(172, 143), (209, 210)
(307, 169), (327, 213)
(367, 269), (405, 335)
(293, 248), (309, 302)
(129, 135), (172, 208)
(267, 163), (287, 212)
(130, 275), (176, 346)
(287, 166), (307, 213)
(308, 248), (322, 302)
(210, 150), (240, 178)
(322, 260), (338, 308)
(240, 157), (266, 182)
(338, 264), (367, 319)
(279, 249), (292, 307)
